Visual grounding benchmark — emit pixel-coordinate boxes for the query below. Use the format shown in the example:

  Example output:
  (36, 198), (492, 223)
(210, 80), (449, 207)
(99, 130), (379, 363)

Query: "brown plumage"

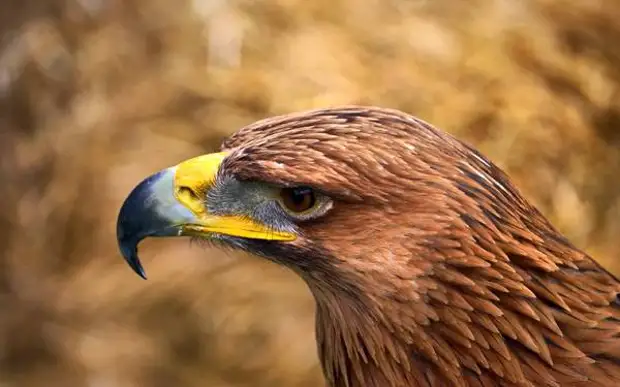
(119, 106), (620, 387)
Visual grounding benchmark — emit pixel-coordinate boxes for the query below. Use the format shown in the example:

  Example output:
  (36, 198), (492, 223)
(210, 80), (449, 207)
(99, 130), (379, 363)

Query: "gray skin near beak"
(116, 168), (198, 279)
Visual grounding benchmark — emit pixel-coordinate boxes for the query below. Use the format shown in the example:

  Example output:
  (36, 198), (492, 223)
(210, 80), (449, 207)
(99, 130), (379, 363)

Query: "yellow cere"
(173, 152), (229, 217)
(172, 152), (297, 242)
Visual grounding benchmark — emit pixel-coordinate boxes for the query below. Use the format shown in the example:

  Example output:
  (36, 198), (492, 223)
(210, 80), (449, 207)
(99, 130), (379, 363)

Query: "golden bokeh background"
(1, 0), (619, 386)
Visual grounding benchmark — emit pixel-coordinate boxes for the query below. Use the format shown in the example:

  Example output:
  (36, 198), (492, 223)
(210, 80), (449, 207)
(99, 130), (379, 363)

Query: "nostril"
(178, 186), (200, 201)
(175, 184), (206, 215)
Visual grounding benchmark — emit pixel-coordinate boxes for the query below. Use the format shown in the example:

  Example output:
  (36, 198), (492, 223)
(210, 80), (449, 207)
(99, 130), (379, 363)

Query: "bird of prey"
(117, 106), (620, 387)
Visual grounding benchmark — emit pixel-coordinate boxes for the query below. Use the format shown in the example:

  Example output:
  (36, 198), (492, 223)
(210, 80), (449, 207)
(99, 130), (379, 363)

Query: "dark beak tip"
(133, 263), (148, 280)
(117, 169), (175, 281)
(118, 237), (149, 280)
(125, 253), (149, 280)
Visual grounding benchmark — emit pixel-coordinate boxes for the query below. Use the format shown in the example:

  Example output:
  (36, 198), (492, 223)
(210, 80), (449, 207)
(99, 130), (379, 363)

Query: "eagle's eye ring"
(279, 186), (317, 213)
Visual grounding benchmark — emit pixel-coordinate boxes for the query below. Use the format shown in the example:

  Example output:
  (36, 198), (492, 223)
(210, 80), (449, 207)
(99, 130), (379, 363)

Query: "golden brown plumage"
(118, 106), (620, 387)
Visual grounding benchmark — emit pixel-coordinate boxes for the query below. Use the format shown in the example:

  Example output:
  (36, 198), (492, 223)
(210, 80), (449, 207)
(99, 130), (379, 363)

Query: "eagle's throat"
(311, 282), (461, 387)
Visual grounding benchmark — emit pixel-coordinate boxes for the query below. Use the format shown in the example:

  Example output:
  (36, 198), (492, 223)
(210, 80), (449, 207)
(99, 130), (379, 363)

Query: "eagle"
(117, 106), (620, 387)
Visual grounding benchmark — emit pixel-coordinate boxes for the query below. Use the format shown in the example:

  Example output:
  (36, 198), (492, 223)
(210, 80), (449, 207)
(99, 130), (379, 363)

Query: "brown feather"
(219, 106), (620, 386)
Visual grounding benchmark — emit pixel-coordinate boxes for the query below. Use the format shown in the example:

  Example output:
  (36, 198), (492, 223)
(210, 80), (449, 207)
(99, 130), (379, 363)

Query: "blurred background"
(0, 0), (619, 386)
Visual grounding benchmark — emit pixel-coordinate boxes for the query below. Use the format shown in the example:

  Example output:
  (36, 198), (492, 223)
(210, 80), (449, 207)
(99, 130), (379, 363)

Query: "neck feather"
(312, 284), (461, 387)
(308, 247), (620, 387)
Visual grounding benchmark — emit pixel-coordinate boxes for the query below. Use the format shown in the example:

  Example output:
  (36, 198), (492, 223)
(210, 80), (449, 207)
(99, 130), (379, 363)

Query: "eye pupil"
(280, 186), (316, 213)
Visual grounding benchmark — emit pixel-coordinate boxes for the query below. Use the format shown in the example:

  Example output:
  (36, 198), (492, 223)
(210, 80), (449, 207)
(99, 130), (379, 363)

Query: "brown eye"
(280, 186), (317, 213)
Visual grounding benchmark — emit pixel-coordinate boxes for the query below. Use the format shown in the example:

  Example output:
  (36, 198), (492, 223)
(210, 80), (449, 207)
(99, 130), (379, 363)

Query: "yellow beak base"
(172, 152), (296, 241)
(117, 152), (296, 278)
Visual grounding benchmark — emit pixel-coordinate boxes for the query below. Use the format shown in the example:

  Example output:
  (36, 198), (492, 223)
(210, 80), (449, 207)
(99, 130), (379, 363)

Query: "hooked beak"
(116, 152), (296, 279)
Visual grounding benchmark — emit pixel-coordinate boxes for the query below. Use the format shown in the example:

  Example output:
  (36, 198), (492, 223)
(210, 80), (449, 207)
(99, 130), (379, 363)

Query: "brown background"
(1, 0), (619, 386)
